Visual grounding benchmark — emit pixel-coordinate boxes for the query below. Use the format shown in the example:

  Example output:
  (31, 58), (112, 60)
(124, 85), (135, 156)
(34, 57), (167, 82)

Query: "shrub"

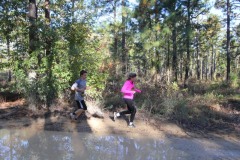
(159, 97), (179, 116)
(172, 101), (190, 123)
(102, 93), (125, 111)
(230, 72), (239, 88)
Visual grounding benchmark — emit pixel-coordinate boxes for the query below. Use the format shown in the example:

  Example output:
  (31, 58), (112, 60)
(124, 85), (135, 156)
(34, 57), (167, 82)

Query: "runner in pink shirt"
(114, 73), (141, 128)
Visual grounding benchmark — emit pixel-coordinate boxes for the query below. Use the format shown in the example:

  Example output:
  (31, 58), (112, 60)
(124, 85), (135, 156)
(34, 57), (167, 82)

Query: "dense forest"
(0, 0), (239, 111)
(1, 2), (240, 159)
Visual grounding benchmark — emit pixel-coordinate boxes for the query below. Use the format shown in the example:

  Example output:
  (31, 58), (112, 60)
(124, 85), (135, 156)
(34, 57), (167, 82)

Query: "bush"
(134, 82), (185, 116)
(102, 93), (125, 111)
(172, 101), (190, 123)
(230, 72), (239, 88)
(160, 97), (186, 116)
(10, 24), (111, 108)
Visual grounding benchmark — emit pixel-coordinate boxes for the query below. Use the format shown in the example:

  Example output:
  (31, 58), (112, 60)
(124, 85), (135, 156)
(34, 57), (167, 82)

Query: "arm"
(76, 87), (86, 92)
(71, 83), (77, 91)
(71, 83), (86, 92)
(121, 81), (135, 94)
(134, 88), (141, 93)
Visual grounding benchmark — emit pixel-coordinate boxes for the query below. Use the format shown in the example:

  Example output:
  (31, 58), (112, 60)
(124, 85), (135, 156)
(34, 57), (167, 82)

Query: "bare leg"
(75, 109), (84, 118)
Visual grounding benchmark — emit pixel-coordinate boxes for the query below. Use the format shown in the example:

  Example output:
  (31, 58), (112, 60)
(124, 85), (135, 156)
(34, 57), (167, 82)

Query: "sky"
(129, 0), (223, 16)
(98, 0), (224, 25)
(99, 0), (240, 26)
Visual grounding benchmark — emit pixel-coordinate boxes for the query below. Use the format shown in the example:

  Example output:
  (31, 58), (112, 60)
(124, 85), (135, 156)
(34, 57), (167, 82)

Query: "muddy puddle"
(0, 129), (239, 160)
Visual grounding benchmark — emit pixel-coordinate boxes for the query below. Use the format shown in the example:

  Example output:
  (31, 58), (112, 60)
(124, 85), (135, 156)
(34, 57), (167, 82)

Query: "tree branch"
(191, 9), (207, 19)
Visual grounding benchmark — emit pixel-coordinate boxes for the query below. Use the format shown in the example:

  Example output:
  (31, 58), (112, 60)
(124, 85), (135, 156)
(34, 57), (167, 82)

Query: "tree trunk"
(45, 0), (53, 108)
(184, 0), (191, 85)
(235, 55), (240, 69)
(214, 50), (216, 74)
(211, 44), (214, 80)
(155, 0), (160, 74)
(143, 56), (147, 76)
(167, 36), (170, 83)
(201, 58), (204, 80)
(28, 0), (38, 106)
(45, 0), (51, 57)
(226, 0), (231, 82)
(6, 36), (11, 82)
(180, 56), (183, 81)
(3, 2), (12, 82)
(121, 0), (126, 74)
(196, 34), (200, 80)
(29, 0), (37, 54)
(205, 54), (208, 80)
(113, 0), (118, 61)
(71, 0), (75, 22)
(172, 25), (177, 81)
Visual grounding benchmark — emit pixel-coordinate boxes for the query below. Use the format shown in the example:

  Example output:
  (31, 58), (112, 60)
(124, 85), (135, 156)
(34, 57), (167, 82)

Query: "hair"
(127, 72), (137, 80)
(80, 70), (87, 76)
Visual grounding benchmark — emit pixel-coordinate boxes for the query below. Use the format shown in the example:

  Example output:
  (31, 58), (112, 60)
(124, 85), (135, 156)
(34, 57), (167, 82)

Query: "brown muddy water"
(0, 129), (239, 160)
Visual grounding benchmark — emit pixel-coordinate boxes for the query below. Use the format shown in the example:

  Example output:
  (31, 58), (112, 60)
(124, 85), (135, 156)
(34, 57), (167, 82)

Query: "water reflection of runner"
(70, 70), (88, 121)
(114, 73), (141, 128)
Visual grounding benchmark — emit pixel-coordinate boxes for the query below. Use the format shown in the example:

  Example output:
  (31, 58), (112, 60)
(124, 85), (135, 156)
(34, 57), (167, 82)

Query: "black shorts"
(76, 100), (87, 110)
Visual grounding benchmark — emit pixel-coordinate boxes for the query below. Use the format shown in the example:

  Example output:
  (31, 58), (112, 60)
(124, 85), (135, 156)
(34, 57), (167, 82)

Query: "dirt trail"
(0, 100), (186, 138)
(0, 100), (239, 143)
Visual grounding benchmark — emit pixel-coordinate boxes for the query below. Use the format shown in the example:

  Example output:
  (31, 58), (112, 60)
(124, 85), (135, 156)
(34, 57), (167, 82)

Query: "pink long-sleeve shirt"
(121, 80), (141, 99)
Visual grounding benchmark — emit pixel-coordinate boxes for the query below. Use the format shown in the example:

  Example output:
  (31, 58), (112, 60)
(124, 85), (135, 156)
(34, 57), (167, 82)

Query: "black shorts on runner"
(76, 100), (87, 110)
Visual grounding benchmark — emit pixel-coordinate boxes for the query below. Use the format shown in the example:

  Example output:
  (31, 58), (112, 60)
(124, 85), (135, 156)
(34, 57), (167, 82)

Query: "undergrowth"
(102, 78), (240, 131)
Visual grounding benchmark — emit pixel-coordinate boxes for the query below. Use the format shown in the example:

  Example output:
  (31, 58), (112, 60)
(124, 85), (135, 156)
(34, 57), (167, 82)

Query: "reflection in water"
(0, 129), (239, 160)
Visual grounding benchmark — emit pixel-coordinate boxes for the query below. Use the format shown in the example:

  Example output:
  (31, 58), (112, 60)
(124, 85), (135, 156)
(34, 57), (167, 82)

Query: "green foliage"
(102, 93), (125, 110)
(0, 0), (110, 108)
(203, 92), (223, 101)
(160, 98), (186, 116)
(229, 72), (239, 88)
(169, 82), (179, 91)
(1, 0), (240, 112)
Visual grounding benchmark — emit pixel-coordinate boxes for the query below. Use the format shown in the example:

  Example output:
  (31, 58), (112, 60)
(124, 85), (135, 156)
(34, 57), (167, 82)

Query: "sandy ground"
(0, 100), (239, 144)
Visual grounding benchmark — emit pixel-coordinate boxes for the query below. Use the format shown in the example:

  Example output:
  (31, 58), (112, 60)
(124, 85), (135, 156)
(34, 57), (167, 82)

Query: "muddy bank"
(0, 99), (239, 142)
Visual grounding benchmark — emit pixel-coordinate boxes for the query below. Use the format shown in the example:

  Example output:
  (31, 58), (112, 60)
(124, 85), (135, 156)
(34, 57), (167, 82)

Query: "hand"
(134, 89), (141, 93)
(86, 86), (91, 90)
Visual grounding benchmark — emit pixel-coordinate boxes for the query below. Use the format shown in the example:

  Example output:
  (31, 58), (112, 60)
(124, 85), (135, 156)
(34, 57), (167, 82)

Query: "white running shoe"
(128, 123), (136, 128)
(113, 112), (117, 121)
(70, 113), (75, 120)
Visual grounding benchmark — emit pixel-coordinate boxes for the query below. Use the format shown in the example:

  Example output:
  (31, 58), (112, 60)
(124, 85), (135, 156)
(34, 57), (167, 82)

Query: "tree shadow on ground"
(42, 100), (93, 133)
(168, 101), (240, 139)
(0, 96), (93, 134)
